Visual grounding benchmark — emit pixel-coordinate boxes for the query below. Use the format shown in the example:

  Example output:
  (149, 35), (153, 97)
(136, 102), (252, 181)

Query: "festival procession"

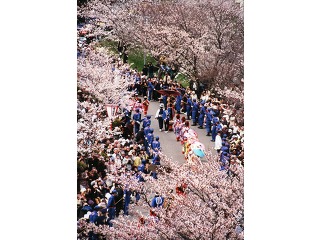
(77, 0), (244, 239)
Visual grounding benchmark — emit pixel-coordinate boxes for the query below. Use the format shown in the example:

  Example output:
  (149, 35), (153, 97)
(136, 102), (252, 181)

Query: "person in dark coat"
(122, 120), (133, 139)
(135, 129), (145, 145)
(115, 185), (124, 217)
(155, 103), (164, 131)
(191, 99), (199, 126)
(148, 62), (155, 78)
(142, 64), (149, 76)
(198, 102), (206, 129)
(154, 80), (161, 101)
(186, 96), (192, 120)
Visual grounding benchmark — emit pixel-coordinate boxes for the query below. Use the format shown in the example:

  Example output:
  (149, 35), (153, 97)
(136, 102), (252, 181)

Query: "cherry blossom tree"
(77, 151), (244, 239)
(77, 46), (134, 157)
(80, 0), (243, 90)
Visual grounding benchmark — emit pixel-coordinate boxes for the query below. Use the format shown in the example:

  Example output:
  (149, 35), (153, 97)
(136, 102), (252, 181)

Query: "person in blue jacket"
(132, 109), (141, 134)
(220, 142), (230, 153)
(162, 107), (170, 133)
(147, 80), (154, 101)
(151, 136), (161, 153)
(142, 115), (151, 129)
(175, 94), (182, 114)
(191, 99), (199, 126)
(211, 122), (217, 142)
(106, 190), (117, 227)
(212, 105), (220, 117)
(216, 121), (223, 132)
(198, 102), (206, 129)
(143, 123), (151, 152)
(89, 205), (100, 224)
(205, 108), (213, 136)
(186, 96), (192, 120)
(151, 192), (164, 208)
(146, 128), (154, 156)
(162, 94), (168, 109)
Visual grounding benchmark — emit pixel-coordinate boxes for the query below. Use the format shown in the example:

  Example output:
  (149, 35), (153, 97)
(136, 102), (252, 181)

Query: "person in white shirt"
(190, 91), (197, 101)
(214, 131), (222, 153)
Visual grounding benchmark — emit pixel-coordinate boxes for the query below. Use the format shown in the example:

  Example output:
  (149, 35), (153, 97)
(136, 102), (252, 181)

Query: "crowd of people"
(77, 23), (244, 235)
(77, 57), (171, 231)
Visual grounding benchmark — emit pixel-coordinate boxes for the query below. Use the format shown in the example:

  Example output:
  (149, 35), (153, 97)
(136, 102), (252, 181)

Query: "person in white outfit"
(214, 131), (222, 154)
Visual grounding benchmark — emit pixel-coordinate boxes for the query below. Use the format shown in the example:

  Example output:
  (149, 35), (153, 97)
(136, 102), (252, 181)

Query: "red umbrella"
(156, 89), (181, 97)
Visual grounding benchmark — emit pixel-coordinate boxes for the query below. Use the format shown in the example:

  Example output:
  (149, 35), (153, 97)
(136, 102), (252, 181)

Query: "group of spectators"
(77, 65), (168, 232)
(126, 70), (245, 171)
(77, 33), (244, 238)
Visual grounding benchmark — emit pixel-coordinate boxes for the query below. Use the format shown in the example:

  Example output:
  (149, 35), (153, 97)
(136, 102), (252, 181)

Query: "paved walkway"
(146, 99), (217, 165)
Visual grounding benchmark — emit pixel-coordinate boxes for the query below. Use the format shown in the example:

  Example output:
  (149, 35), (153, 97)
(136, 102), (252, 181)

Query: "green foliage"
(96, 38), (157, 72)
(175, 73), (189, 88)
(127, 48), (157, 72)
(97, 38), (118, 54)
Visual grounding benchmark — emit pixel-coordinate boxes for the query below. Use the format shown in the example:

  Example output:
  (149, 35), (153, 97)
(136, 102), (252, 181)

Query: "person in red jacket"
(142, 96), (150, 115)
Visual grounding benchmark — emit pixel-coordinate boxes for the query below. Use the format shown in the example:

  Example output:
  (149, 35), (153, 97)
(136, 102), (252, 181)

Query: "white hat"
(160, 103), (164, 108)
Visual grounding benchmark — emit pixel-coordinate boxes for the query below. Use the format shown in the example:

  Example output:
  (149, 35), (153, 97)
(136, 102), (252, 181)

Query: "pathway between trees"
(147, 99), (217, 165)
(126, 99), (218, 220)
